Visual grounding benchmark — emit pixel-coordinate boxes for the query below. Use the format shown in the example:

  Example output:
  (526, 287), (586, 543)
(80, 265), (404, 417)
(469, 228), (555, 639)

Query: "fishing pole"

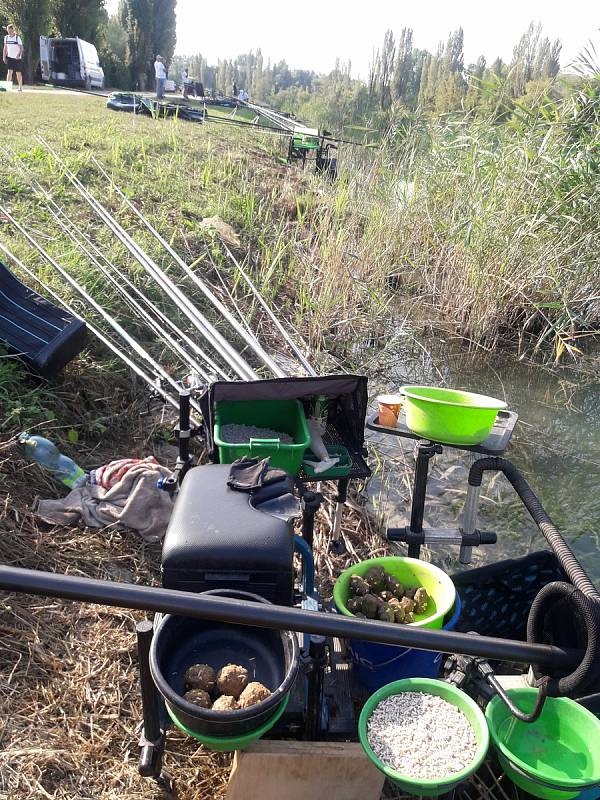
(0, 205), (189, 404)
(0, 240), (185, 414)
(221, 243), (317, 376)
(91, 157), (287, 379)
(0, 147), (222, 382)
(39, 138), (257, 381)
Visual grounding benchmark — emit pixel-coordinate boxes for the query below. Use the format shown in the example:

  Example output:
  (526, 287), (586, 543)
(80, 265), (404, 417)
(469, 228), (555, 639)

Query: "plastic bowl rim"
(485, 690), (600, 789)
(400, 385), (508, 411)
(149, 611), (299, 724)
(358, 677), (490, 789)
(333, 555), (456, 628)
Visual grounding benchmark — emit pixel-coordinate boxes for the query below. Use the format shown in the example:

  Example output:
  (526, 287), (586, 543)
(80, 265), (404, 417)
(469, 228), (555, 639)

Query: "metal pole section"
(0, 206), (186, 401)
(39, 138), (257, 381)
(0, 565), (578, 671)
(10, 168), (226, 381)
(460, 482), (481, 564)
(221, 242), (317, 376)
(92, 158), (287, 379)
(408, 442), (442, 558)
(0, 242), (182, 413)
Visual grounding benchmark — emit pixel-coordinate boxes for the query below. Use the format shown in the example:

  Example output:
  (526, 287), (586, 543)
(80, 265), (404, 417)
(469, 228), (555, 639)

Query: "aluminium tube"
(0, 242), (182, 413)
(43, 204), (213, 383)
(57, 168), (252, 380)
(0, 564), (578, 672)
(92, 158), (287, 379)
(39, 138), (257, 381)
(2, 153), (226, 381)
(222, 242), (317, 376)
(0, 206), (184, 400)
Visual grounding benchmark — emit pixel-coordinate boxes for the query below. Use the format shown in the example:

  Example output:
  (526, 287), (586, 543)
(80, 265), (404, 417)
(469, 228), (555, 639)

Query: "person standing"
(3, 24), (23, 92)
(154, 54), (166, 99)
(182, 67), (190, 98)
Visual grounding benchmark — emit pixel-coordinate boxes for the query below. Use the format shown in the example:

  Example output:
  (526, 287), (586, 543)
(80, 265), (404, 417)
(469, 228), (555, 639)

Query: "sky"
(106, 0), (599, 78)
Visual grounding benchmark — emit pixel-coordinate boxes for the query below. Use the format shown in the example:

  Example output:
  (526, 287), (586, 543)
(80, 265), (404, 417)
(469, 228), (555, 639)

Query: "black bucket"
(149, 589), (299, 737)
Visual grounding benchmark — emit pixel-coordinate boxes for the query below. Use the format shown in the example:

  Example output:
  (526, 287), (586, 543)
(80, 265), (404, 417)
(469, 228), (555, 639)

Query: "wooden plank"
(226, 740), (385, 800)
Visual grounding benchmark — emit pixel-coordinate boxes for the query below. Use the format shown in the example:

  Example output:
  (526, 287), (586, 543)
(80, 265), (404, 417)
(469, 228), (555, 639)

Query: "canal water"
(362, 337), (600, 585)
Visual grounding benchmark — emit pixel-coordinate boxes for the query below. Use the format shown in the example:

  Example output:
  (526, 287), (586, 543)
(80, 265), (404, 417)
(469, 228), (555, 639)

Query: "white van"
(40, 36), (105, 90)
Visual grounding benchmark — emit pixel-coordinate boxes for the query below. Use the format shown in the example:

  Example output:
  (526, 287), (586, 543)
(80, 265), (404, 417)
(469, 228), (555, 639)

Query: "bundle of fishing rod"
(0, 138), (318, 415)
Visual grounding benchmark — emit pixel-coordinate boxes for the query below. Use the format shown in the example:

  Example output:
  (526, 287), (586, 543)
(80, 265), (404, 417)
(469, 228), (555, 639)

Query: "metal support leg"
(137, 619), (164, 779)
(330, 478), (349, 555)
(301, 490), (323, 550)
(407, 442), (442, 558)
(304, 636), (326, 741)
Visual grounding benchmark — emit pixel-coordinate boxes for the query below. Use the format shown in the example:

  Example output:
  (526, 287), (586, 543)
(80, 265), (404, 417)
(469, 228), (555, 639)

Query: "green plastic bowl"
(166, 694), (289, 752)
(486, 690), (600, 800)
(333, 556), (456, 630)
(359, 678), (489, 796)
(400, 386), (507, 446)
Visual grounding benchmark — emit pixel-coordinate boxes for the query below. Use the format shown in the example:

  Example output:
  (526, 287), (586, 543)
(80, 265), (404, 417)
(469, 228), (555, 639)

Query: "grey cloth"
(33, 461), (174, 542)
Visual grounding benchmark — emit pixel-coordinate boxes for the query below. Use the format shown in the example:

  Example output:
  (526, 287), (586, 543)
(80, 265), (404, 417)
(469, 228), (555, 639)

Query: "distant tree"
(99, 14), (128, 88)
(121, 0), (153, 89)
(50, 0), (106, 41)
(379, 29), (395, 109)
(152, 0), (175, 65)
(393, 27), (415, 105)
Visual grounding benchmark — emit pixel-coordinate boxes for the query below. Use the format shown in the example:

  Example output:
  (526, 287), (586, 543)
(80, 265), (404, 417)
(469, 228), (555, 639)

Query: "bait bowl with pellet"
(149, 590), (298, 745)
(334, 557), (458, 691)
(359, 678), (489, 797)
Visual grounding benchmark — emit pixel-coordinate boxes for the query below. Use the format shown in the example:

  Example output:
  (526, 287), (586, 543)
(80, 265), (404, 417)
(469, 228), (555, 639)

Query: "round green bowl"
(400, 386), (507, 446)
(333, 556), (456, 630)
(166, 694), (289, 752)
(486, 689), (600, 800)
(359, 678), (489, 796)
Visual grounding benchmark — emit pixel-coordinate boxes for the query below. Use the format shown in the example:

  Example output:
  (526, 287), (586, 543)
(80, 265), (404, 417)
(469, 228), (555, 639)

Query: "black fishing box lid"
(161, 464), (294, 605)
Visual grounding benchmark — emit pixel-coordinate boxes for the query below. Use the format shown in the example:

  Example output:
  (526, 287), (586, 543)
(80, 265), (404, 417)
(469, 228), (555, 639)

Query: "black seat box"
(161, 464), (294, 606)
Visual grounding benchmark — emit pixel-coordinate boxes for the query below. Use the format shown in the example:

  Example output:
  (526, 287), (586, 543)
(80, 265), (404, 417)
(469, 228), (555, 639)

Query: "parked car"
(40, 36), (104, 90)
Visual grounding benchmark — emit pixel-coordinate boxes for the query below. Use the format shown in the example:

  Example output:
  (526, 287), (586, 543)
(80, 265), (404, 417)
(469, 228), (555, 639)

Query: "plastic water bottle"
(19, 433), (87, 489)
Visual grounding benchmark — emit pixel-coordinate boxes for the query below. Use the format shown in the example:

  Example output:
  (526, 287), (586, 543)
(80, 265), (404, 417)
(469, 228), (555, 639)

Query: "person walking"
(154, 54), (166, 99)
(3, 24), (23, 92)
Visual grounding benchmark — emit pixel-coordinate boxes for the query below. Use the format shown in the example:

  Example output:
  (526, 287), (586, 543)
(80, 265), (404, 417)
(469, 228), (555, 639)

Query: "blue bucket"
(347, 594), (462, 694)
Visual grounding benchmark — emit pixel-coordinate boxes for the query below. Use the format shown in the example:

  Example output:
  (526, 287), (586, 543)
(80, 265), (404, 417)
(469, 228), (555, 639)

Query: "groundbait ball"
(184, 688), (212, 708)
(379, 590), (395, 603)
(361, 593), (381, 619)
(404, 586), (417, 599)
(212, 695), (239, 712)
(216, 664), (249, 699)
(384, 573), (405, 598)
(184, 663), (216, 693)
(238, 682), (271, 708)
(364, 566), (386, 591)
(347, 596), (363, 613)
(349, 574), (370, 596)
(414, 587), (430, 615)
(404, 611), (415, 624)
(399, 596), (415, 615)
(377, 602), (396, 623)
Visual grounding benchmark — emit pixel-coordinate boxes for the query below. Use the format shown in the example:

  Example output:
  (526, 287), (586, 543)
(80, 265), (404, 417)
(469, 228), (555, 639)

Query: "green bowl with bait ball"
(486, 689), (600, 800)
(334, 556), (456, 630)
(166, 694), (289, 752)
(359, 677), (489, 796)
(400, 386), (507, 446)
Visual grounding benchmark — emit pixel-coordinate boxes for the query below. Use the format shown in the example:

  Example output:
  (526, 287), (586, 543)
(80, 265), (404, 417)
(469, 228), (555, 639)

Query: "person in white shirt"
(238, 88), (249, 102)
(182, 67), (190, 99)
(3, 24), (23, 92)
(154, 55), (166, 99)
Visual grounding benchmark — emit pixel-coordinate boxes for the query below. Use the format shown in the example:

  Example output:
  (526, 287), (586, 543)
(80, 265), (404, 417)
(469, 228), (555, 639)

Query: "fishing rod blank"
(0, 206), (186, 402)
(0, 240), (185, 414)
(40, 139), (257, 381)
(91, 157), (287, 379)
(222, 242), (317, 376)
(1, 147), (228, 381)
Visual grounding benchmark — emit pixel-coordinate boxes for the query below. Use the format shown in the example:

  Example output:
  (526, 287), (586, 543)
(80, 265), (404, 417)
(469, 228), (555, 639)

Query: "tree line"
(0, 0), (175, 87)
(0, 5), (569, 135)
